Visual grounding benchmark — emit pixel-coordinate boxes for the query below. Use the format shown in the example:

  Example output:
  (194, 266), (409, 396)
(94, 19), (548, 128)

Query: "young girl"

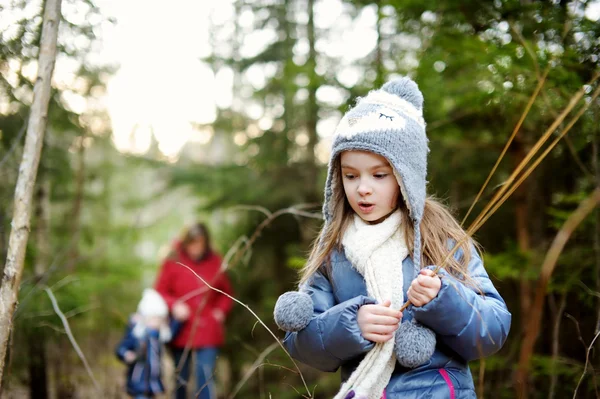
(116, 288), (181, 399)
(280, 77), (511, 398)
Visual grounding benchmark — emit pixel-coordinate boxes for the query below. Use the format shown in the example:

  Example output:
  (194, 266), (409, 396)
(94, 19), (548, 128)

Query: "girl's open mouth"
(358, 202), (375, 213)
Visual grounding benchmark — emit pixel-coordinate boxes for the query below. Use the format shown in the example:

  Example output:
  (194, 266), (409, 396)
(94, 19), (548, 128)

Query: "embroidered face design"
(337, 107), (406, 139)
(340, 150), (400, 223)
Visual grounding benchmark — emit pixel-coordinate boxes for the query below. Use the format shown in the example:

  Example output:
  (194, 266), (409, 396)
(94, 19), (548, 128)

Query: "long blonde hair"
(299, 160), (478, 285)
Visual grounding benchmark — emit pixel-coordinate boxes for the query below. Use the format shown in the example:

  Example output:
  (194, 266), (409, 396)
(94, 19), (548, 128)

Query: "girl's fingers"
(364, 323), (398, 335)
(410, 281), (427, 296)
(368, 314), (402, 326)
(370, 304), (402, 319)
(417, 274), (440, 288)
(408, 291), (429, 307)
(363, 332), (394, 343)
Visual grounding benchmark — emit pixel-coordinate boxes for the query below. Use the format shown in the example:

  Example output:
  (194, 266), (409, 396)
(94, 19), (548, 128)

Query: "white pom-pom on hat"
(381, 77), (424, 111)
(137, 288), (169, 318)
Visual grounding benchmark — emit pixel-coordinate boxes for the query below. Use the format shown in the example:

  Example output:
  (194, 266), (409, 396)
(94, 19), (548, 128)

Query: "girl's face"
(145, 315), (165, 330)
(340, 151), (400, 224)
(185, 236), (207, 261)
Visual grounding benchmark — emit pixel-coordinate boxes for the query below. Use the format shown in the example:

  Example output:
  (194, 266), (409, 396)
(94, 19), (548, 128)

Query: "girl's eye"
(344, 174), (356, 180)
(374, 173), (388, 179)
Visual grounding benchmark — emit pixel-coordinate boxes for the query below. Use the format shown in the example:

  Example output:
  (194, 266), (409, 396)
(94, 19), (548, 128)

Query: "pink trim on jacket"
(438, 369), (456, 399)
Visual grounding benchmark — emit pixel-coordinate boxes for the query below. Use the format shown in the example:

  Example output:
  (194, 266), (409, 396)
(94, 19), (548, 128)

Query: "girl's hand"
(357, 299), (402, 343)
(124, 350), (137, 364)
(407, 269), (442, 307)
(172, 301), (191, 321)
(212, 309), (225, 323)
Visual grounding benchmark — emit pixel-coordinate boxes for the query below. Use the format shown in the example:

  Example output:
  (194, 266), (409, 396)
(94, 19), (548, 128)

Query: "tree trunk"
(282, 0), (295, 159)
(54, 340), (76, 399)
(34, 175), (51, 279)
(28, 165), (51, 399)
(0, 206), (6, 275)
(306, 0), (319, 202)
(593, 117), (600, 334)
(548, 293), (567, 399)
(65, 136), (85, 272)
(374, 1), (385, 88)
(515, 141), (532, 318)
(514, 139), (532, 399)
(0, 0), (62, 386)
(28, 334), (48, 399)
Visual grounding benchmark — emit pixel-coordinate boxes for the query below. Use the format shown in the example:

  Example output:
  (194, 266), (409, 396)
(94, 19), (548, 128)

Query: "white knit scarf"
(334, 210), (408, 399)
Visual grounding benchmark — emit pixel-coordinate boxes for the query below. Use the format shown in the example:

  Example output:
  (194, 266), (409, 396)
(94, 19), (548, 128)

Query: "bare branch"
(461, 67), (549, 226)
(578, 281), (600, 299)
(230, 205), (273, 218)
(49, 275), (79, 292)
(177, 262), (312, 398)
(63, 304), (100, 319)
(574, 329), (600, 398)
(228, 342), (278, 399)
(469, 76), (600, 236)
(44, 287), (101, 392)
(517, 189), (600, 395)
(37, 322), (66, 334)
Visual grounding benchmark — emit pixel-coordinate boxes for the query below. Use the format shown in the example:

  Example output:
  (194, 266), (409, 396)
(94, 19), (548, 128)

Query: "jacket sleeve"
(412, 244), (512, 361)
(214, 269), (234, 315)
(154, 260), (178, 308)
(282, 270), (376, 372)
(115, 321), (137, 363)
(169, 318), (183, 340)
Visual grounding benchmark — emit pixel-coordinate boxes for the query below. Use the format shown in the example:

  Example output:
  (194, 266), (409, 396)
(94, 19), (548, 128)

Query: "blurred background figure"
(2, 0), (600, 397)
(115, 288), (182, 399)
(155, 223), (233, 399)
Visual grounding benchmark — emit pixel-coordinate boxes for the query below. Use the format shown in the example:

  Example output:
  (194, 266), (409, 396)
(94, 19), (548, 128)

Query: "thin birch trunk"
(0, 0), (62, 385)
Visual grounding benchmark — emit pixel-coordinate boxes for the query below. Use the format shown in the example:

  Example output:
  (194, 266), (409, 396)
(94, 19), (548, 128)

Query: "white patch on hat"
(335, 108), (406, 139)
(364, 91), (425, 128)
(137, 288), (168, 318)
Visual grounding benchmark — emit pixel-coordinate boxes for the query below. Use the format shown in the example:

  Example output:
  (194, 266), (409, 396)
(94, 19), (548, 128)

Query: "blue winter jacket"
(283, 244), (511, 398)
(116, 317), (182, 397)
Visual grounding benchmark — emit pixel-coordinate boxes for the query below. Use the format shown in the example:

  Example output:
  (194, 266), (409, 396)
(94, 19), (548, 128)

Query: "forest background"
(1, 0), (600, 398)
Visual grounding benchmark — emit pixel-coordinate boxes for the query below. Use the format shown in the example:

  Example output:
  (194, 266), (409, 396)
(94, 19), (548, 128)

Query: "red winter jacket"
(154, 246), (233, 349)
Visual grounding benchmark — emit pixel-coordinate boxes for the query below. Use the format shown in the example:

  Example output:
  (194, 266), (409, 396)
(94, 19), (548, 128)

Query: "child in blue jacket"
(274, 77), (511, 398)
(116, 289), (182, 399)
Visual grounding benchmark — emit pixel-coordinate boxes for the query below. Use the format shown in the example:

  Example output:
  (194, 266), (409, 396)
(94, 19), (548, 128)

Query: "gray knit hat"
(323, 76), (429, 269)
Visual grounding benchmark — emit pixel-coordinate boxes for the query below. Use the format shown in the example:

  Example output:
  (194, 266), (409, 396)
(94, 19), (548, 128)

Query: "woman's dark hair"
(181, 222), (212, 253)
(166, 222), (213, 261)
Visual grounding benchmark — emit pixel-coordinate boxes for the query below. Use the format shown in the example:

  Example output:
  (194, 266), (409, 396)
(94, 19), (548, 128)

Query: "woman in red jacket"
(155, 223), (233, 399)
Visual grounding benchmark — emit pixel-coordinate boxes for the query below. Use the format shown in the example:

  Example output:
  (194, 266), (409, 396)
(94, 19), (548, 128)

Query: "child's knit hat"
(323, 76), (429, 269)
(137, 288), (169, 318)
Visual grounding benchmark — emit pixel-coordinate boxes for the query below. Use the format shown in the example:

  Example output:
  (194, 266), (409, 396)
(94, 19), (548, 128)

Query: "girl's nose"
(358, 183), (372, 196)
